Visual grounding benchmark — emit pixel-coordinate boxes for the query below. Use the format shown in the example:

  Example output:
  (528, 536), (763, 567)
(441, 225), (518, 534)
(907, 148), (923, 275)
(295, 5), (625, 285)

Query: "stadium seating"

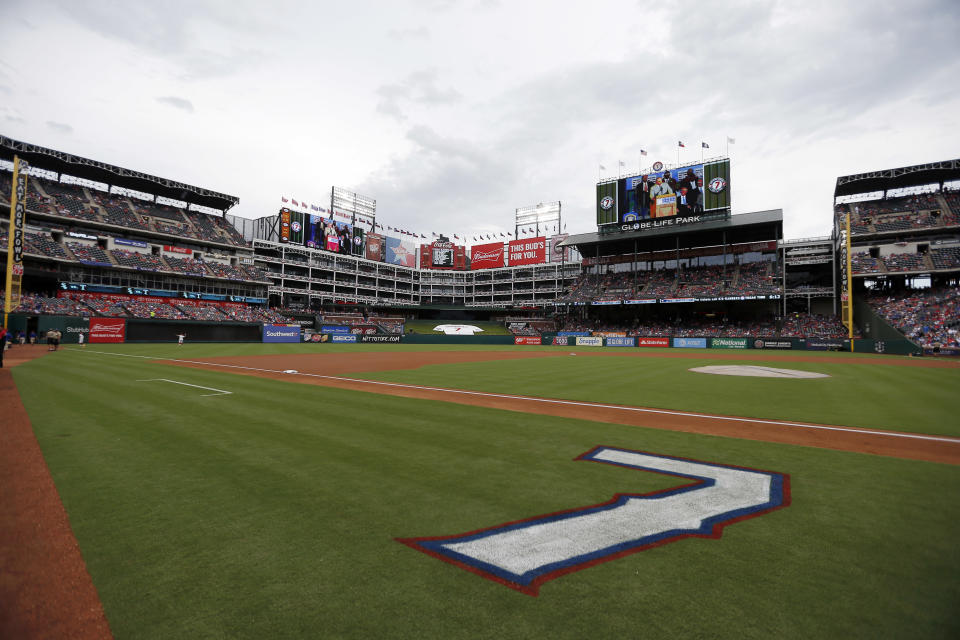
(110, 248), (166, 271)
(868, 287), (960, 348)
(66, 242), (113, 266)
(0, 171), (249, 247)
(883, 252), (926, 272)
(930, 246), (960, 270)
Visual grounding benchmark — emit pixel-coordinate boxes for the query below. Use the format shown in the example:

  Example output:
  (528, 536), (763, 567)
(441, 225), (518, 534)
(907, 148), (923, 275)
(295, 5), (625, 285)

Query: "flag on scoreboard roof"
(702, 142), (709, 149)
(727, 136), (736, 144)
(281, 197), (289, 203)
(678, 141), (685, 148)
(599, 164), (606, 170)
(292, 199), (298, 206)
(640, 150), (647, 156)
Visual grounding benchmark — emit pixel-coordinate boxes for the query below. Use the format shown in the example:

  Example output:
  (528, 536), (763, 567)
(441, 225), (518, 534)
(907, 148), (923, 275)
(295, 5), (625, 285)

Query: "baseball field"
(3, 343), (959, 639)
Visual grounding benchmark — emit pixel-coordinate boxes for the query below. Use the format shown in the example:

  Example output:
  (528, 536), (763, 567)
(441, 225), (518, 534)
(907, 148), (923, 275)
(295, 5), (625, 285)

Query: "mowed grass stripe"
(351, 354), (960, 436)
(12, 350), (960, 639)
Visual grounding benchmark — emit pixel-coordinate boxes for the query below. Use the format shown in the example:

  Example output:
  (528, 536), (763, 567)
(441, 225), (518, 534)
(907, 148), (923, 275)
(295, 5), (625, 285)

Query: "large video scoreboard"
(597, 158), (731, 232)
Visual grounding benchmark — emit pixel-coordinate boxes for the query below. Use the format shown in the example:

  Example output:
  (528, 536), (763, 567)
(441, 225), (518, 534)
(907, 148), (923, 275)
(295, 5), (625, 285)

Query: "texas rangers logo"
(291, 221), (302, 233)
(652, 161), (664, 171)
(708, 177), (727, 193)
(600, 196), (614, 210)
(398, 446), (789, 596)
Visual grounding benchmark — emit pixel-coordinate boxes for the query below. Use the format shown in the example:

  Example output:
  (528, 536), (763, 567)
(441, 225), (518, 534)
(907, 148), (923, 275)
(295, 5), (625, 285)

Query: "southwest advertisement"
(262, 324), (300, 343)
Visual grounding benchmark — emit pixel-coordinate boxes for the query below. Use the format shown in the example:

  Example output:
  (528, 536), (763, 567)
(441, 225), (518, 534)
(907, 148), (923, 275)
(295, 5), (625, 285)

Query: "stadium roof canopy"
(0, 135), (239, 212)
(834, 158), (960, 199)
(562, 209), (783, 257)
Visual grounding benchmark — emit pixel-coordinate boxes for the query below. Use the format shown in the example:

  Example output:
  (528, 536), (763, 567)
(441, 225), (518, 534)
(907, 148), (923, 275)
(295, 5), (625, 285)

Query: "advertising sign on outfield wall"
(754, 339), (793, 350)
(514, 336), (543, 345)
(322, 325), (352, 334)
(805, 338), (849, 351)
(263, 325), (301, 343)
(710, 338), (749, 349)
(332, 334), (357, 343)
(360, 335), (402, 343)
(637, 337), (670, 347)
(605, 337), (636, 347)
(576, 336), (604, 347)
(552, 336), (569, 346)
(89, 318), (126, 343)
(673, 337), (707, 349)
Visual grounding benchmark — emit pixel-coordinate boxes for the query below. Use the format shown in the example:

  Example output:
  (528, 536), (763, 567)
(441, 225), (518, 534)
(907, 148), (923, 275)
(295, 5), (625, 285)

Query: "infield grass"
(11, 345), (960, 639)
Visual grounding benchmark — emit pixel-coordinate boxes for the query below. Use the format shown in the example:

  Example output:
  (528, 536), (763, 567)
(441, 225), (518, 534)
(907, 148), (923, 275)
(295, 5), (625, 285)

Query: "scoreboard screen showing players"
(597, 158), (730, 231)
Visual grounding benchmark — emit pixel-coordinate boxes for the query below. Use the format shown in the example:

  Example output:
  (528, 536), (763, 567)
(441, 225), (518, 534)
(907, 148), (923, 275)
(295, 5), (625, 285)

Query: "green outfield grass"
(11, 344), (960, 639)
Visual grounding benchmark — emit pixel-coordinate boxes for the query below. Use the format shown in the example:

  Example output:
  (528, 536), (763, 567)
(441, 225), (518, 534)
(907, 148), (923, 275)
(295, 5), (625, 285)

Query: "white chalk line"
(137, 378), (232, 396)
(79, 349), (960, 445)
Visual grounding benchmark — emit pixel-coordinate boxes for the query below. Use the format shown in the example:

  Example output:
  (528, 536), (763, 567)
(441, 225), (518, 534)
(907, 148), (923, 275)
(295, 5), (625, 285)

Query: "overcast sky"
(1, 0), (958, 242)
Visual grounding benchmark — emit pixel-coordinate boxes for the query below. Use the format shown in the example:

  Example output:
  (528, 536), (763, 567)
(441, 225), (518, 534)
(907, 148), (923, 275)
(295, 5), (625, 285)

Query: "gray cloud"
(376, 70), (461, 121)
(156, 96), (195, 113)
(387, 26), (430, 40)
(50, 1), (270, 80)
(46, 121), (73, 134)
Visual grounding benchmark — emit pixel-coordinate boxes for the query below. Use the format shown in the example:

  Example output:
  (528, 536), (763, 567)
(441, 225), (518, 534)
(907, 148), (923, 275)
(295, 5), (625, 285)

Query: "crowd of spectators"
(867, 287), (960, 348)
(837, 192), (960, 237)
(110, 249), (166, 271)
(66, 242), (112, 266)
(0, 172), (248, 247)
(560, 261), (779, 303)
(780, 313), (855, 338)
(556, 313), (853, 338)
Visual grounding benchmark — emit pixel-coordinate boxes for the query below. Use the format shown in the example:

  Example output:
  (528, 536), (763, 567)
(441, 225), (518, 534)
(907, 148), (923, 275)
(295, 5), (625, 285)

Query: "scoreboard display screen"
(597, 158), (731, 230)
(432, 247), (454, 267)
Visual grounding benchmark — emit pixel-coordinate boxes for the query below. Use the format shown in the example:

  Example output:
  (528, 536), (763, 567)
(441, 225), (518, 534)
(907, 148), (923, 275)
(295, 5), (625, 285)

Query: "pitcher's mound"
(691, 365), (830, 378)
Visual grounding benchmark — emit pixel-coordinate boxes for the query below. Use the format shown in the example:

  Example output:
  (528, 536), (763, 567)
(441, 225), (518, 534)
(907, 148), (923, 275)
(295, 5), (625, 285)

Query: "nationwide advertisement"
(470, 242), (506, 270)
(710, 337), (749, 349)
(637, 337), (670, 347)
(673, 337), (707, 349)
(360, 335), (402, 343)
(508, 236), (546, 266)
(321, 325), (352, 334)
(263, 324), (300, 343)
(605, 337), (636, 347)
(805, 338), (849, 351)
(754, 339), (793, 350)
(89, 318), (126, 343)
(514, 336), (542, 345)
(332, 334), (357, 343)
(575, 336), (604, 347)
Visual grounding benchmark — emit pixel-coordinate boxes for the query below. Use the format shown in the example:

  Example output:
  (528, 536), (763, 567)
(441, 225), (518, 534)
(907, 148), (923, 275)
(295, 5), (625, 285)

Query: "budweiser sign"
(470, 242), (505, 270)
(89, 318), (126, 343)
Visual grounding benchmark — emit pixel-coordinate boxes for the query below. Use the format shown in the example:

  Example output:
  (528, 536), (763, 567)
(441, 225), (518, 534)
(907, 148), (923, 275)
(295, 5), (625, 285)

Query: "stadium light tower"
(331, 186), (376, 230)
(515, 201), (561, 238)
